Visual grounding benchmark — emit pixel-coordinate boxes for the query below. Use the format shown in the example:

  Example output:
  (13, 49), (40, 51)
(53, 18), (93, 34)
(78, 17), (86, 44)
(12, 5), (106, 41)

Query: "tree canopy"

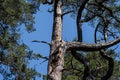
(63, 50), (120, 80)
(0, 0), (41, 79)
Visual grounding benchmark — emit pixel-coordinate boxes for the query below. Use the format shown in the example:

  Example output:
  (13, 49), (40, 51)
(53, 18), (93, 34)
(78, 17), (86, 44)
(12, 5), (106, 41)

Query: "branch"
(71, 0), (91, 79)
(94, 22), (101, 43)
(66, 38), (120, 51)
(107, 30), (119, 39)
(43, 0), (53, 4)
(62, 10), (74, 16)
(88, 2), (120, 23)
(77, 0), (89, 42)
(94, 19), (114, 80)
(100, 50), (114, 80)
(40, 59), (48, 64)
(71, 50), (90, 79)
(101, 4), (120, 23)
(32, 40), (51, 46)
(81, 15), (96, 23)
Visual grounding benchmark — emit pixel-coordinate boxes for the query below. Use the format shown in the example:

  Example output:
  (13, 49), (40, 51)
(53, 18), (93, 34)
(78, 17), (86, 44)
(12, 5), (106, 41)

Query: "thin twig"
(40, 59), (48, 65)
(32, 40), (51, 46)
(62, 10), (74, 16)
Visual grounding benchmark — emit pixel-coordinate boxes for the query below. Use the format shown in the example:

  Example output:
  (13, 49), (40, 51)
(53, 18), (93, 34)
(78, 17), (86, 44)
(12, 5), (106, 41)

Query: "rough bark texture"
(66, 38), (120, 51)
(47, 1), (66, 80)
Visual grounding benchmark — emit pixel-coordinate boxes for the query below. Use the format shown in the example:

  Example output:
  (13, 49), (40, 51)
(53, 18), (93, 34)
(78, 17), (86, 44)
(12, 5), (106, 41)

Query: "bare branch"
(71, 50), (90, 80)
(94, 22), (100, 43)
(32, 40), (51, 46)
(40, 59), (48, 64)
(77, 0), (89, 42)
(66, 38), (120, 51)
(62, 10), (74, 16)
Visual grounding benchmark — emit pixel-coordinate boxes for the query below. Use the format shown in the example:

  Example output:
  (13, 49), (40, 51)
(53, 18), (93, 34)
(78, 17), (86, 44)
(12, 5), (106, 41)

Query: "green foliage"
(62, 50), (120, 80)
(0, 0), (40, 32)
(0, 0), (42, 79)
(0, 42), (41, 79)
(62, 51), (84, 80)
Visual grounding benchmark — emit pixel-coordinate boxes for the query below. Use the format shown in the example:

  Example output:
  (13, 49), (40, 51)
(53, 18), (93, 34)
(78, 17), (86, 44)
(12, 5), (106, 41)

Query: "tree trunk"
(47, 1), (65, 80)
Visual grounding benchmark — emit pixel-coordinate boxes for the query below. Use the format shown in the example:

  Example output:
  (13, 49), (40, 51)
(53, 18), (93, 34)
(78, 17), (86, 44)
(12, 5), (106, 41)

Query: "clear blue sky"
(20, 4), (120, 80)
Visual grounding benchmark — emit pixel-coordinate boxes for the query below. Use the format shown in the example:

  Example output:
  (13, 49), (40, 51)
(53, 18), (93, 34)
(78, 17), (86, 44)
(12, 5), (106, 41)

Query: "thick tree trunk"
(47, 1), (65, 80)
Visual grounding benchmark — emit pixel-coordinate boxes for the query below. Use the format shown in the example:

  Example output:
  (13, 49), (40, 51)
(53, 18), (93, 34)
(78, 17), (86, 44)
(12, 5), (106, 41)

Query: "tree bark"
(66, 38), (120, 51)
(47, 1), (66, 80)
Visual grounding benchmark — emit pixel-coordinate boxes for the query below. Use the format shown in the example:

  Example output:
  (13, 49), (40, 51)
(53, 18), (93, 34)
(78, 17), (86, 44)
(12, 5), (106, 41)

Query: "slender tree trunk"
(47, 1), (65, 80)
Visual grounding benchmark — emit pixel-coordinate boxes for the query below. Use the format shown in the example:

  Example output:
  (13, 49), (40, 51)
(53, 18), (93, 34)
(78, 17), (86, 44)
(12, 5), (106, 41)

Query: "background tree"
(62, 50), (120, 80)
(0, 0), (42, 79)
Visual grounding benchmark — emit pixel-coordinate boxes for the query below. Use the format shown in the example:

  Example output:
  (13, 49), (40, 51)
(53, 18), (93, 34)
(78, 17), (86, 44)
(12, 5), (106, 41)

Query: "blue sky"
(20, 4), (120, 80)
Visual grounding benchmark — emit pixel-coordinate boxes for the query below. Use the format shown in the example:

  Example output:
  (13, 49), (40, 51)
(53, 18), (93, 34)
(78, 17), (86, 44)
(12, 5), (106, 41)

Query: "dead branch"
(62, 10), (74, 16)
(32, 40), (51, 46)
(66, 38), (120, 51)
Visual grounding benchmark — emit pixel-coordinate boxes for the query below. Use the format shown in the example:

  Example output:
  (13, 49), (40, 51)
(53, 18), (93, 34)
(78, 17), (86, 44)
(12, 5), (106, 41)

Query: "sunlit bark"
(47, 1), (65, 80)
